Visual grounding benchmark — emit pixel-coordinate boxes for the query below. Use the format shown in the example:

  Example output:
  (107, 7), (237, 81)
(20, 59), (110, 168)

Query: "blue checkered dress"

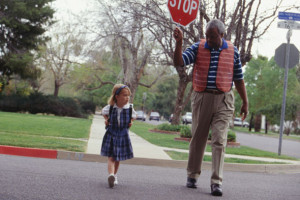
(101, 106), (134, 161)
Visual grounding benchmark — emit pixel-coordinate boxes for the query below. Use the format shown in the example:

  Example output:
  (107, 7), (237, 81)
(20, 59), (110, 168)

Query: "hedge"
(0, 93), (96, 118)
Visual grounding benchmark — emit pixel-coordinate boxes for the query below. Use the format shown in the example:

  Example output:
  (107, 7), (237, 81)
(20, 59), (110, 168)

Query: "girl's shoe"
(108, 174), (115, 188)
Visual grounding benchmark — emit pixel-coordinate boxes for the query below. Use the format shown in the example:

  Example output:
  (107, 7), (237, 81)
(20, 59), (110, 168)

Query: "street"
(0, 154), (299, 200)
(236, 131), (300, 158)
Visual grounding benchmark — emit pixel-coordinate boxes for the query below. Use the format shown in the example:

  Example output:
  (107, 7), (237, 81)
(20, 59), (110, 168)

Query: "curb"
(1, 145), (300, 173)
(0, 145), (57, 159)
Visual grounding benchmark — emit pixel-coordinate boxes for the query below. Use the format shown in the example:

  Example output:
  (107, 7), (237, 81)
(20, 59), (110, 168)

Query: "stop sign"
(167, 0), (200, 26)
(275, 43), (299, 69)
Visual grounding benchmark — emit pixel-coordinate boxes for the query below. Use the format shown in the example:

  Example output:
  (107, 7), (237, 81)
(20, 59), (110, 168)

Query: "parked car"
(149, 112), (160, 121)
(136, 110), (146, 121)
(182, 112), (192, 124)
(233, 118), (249, 127)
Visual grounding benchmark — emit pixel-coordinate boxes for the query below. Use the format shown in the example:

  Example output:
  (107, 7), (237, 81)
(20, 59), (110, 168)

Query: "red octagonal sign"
(167, 0), (200, 26)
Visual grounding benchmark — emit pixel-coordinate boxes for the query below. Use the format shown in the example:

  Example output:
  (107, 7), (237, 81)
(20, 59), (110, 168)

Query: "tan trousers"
(187, 90), (234, 185)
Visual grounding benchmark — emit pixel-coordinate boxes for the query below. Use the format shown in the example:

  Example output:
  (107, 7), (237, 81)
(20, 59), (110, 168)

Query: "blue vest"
(109, 107), (131, 131)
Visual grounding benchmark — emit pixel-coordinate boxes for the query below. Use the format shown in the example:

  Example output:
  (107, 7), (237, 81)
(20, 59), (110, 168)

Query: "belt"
(203, 89), (224, 95)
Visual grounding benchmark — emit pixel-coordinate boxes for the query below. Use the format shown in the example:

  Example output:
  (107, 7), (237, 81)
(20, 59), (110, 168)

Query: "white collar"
(113, 103), (131, 109)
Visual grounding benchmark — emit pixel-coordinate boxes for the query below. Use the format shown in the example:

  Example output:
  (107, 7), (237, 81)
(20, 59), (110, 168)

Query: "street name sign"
(278, 12), (300, 21)
(167, 0), (200, 26)
(277, 21), (300, 30)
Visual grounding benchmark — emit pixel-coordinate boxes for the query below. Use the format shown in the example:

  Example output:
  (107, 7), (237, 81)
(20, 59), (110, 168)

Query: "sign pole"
(278, 28), (292, 155)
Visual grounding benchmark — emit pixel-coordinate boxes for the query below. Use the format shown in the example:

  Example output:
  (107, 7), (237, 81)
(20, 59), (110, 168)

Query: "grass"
(0, 112), (298, 162)
(131, 121), (298, 161)
(131, 121), (189, 150)
(0, 111), (92, 152)
(166, 151), (287, 164)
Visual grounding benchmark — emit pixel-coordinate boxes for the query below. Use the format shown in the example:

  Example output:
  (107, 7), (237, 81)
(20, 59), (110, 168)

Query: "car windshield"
(151, 112), (159, 116)
(186, 112), (192, 116)
(137, 111), (144, 115)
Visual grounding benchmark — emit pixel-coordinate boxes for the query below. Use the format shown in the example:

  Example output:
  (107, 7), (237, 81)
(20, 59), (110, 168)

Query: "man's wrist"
(176, 40), (183, 46)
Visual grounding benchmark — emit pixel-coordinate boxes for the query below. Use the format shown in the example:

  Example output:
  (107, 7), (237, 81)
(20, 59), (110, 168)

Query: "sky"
(52, 0), (300, 60)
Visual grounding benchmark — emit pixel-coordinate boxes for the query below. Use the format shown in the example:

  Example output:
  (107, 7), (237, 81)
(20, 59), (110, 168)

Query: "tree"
(75, 0), (168, 102)
(0, 0), (55, 88)
(38, 23), (85, 97)
(69, 50), (121, 107)
(117, 0), (299, 124)
(241, 56), (300, 133)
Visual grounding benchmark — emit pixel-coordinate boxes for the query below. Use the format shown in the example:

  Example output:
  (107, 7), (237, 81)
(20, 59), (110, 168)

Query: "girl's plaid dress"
(101, 105), (134, 161)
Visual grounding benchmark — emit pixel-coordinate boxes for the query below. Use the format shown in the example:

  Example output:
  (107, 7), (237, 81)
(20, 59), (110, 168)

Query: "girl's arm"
(103, 115), (109, 126)
(129, 106), (137, 128)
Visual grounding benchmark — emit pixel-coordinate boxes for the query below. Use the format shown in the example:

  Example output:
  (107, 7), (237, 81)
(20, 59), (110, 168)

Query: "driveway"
(236, 131), (300, 159)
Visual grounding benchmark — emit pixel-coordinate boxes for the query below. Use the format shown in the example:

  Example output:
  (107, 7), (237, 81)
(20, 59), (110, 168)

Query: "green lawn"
(0, 111), (92, 152)
(131, 121), (298, 161)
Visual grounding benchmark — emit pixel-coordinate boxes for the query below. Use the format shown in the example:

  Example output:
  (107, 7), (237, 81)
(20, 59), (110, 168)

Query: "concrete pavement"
(86, 113), (172, 160)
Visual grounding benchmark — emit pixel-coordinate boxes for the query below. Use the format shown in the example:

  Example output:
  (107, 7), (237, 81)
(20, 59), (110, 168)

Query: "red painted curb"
(0, 145), (57, 159)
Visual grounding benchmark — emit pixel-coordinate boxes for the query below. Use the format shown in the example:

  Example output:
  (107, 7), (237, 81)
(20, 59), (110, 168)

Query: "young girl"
(101, 84), (136, 188)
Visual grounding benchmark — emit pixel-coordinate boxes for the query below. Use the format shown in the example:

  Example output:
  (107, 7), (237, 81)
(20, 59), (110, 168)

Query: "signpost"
(167, 0), (200, 26)
(275, 12), (300, 156)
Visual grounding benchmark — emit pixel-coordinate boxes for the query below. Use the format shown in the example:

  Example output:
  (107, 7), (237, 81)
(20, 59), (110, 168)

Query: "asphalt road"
(1, 154), (299, 200)
(236, 131), (300, 159)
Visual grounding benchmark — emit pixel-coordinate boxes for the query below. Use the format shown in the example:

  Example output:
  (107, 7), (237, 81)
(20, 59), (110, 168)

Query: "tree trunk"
(265, 116), (268, 134)
(249, 112), (254, 132)
(254, 114), (261, 133)
(171, 75), (189, 125)
(54, 80), (60, 97)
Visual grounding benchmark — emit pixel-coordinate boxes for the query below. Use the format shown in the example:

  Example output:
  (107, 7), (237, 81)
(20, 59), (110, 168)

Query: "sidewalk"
(86, 113), (172, 160)
(86, 113), (300, 165)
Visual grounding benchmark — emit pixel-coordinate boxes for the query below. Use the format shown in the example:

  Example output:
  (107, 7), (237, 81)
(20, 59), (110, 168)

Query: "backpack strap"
(129, 104), (132, 120)
(105, 105), (113, 129)
(128, 104), (132, 128)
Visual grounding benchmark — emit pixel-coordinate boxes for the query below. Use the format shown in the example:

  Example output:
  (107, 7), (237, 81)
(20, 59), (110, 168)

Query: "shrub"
(157, 123), (184, 132)
(0, 93), (96, 118)
(208, 130), (236, 142)
(0, 94), (28, 112)
(227, 130), (236, 142)
(180, 125), (192, 138)
(78, 99), (96, 114)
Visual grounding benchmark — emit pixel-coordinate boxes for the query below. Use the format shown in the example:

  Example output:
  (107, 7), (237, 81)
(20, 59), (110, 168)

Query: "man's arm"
(234, 79), (248, 120)
(173, 27), (184, 67)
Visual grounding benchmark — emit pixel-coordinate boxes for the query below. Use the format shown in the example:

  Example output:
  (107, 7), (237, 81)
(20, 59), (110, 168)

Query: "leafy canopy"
(0, 0), (55, 84)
